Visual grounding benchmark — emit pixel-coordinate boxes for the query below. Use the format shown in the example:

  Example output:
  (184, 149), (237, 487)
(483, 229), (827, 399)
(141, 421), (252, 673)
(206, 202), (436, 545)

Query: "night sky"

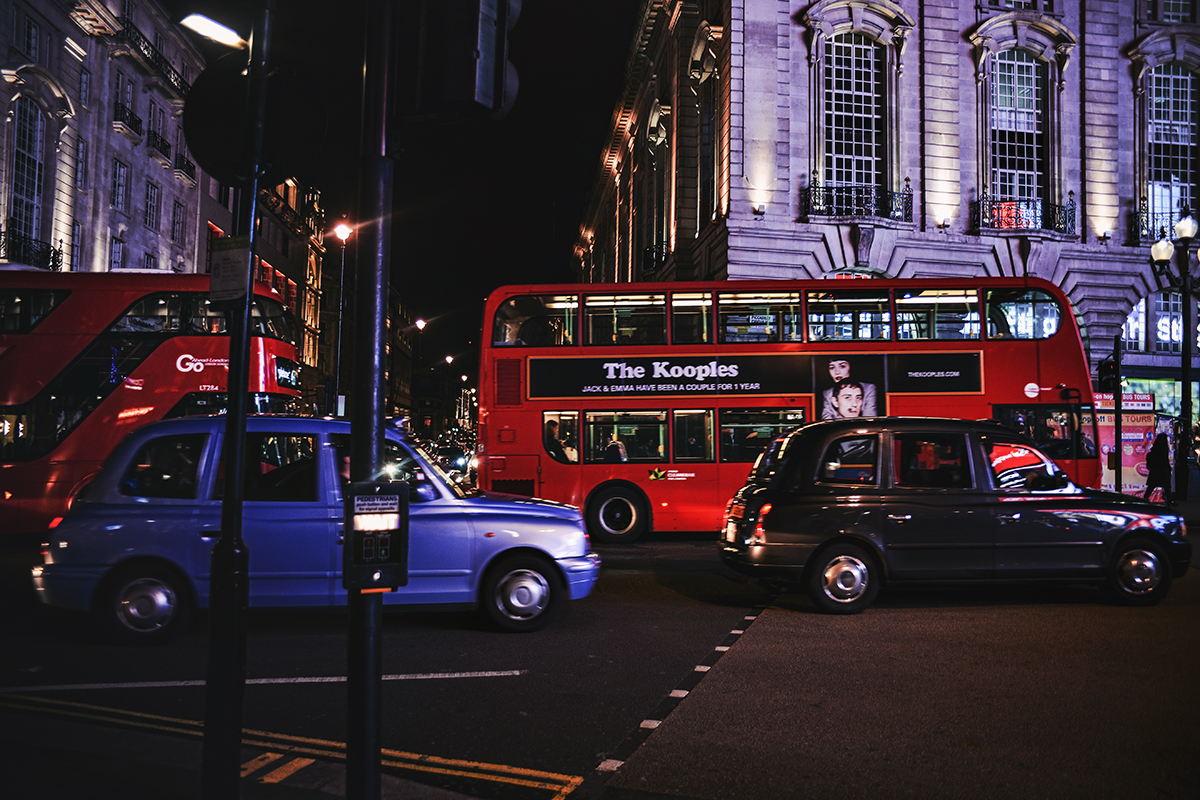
(168, 0), (640, 373)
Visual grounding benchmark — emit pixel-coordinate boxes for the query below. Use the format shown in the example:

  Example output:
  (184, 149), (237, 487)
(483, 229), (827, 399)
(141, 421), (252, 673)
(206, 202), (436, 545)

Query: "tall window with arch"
(823, 33), (884, 206)
(10, 97), (46, 242)
(990, 49), (1047, 228)
(1147, 63), (1197, 227)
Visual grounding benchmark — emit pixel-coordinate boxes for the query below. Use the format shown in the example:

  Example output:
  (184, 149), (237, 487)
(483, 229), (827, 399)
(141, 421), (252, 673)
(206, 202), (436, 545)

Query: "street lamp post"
(331, 221), (352, 416)
(1150, 211), (1199, 500)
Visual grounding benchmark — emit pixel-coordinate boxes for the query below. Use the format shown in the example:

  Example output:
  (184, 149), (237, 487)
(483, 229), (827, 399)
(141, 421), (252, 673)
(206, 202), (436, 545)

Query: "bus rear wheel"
(588, 486), (648, 543)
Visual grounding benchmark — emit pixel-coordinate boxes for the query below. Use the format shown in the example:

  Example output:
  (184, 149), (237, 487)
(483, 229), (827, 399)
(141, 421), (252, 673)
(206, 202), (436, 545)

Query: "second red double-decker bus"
(477, 277), (1099, 542)
(0, 269), (302, 534)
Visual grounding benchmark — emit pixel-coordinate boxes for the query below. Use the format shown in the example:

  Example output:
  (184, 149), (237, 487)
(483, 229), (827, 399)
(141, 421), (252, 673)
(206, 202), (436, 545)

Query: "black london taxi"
(719, 417), (1191, 613)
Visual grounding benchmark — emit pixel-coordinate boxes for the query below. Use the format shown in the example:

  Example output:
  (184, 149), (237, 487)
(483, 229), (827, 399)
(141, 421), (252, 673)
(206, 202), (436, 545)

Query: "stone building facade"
(576, 0), (1200, 413)
(2, 0), (331, 409)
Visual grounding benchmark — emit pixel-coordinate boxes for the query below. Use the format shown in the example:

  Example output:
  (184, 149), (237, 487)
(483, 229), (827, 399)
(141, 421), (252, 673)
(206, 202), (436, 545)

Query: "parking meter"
(342, 480), (409, 590)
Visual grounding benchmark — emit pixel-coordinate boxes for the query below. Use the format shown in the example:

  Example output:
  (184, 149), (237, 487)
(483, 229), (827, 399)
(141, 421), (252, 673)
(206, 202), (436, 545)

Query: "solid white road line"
(0, 670), (526, 693)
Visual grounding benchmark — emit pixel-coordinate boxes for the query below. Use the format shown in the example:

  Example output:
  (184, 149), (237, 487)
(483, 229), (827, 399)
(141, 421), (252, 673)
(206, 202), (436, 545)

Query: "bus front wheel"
(588, 486), (648, 543)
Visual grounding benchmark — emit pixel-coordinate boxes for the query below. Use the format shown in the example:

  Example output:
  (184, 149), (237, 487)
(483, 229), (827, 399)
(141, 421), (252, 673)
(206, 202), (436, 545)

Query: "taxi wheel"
(1103, 538), (1172, 606)
(806, 543), (879, 614)
(587, 487), (647, 543)
(98, 564), (192, 644)
(481, 554), (564, 632)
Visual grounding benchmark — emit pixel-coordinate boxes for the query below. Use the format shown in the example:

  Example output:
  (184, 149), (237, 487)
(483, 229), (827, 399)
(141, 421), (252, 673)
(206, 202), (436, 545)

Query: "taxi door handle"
(887, 514), (912, 523)
(997, 513), (1021, 524)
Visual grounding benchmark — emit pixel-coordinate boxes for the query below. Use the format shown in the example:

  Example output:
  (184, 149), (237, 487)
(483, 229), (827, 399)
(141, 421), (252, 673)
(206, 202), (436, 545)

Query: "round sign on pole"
(183, 52), (327, 186)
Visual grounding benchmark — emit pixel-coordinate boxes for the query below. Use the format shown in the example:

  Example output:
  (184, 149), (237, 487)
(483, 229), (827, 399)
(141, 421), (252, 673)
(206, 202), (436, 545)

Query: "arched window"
(823, 34), (884, 201)
(1146, 63), (1198, 233)
(10, 96), (47, 242)
(989, 49), (1047, 227)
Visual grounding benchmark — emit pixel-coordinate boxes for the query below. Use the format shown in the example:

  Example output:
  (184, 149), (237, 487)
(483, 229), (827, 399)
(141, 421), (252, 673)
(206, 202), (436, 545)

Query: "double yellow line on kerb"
(0, 693), (583, 798)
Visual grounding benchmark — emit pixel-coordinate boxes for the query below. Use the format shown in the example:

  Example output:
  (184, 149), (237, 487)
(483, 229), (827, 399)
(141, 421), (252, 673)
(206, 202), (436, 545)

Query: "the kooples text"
(601, 360), (740, 381)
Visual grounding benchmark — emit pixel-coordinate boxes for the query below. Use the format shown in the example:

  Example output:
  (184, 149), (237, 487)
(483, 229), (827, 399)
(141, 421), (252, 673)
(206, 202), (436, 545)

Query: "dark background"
(168, 0), (640, 369)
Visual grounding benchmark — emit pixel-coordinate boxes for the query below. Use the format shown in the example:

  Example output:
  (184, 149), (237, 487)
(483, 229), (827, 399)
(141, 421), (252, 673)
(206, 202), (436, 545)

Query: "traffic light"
(474, 0), (521, 117)
(1097, 357), (1118, 392)
(402, 0), (520, 121)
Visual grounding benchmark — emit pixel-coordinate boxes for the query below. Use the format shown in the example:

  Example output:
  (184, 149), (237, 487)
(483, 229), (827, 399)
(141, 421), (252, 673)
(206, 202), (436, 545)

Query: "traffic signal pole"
(346, 1), (395, 797)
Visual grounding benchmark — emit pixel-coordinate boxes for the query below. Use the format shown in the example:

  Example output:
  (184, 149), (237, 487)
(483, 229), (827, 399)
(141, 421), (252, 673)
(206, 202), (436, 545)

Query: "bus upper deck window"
(584, 294), (666, 345)
(895, 289), (980, 341)
(1, 289), (69, 333)
(672, 293), (712, 344)
(717, 292), (803, 343)
(492, 294), (578, 347)
(807, 291), (892, 341)
(985, 289), (1061, 339)
(110, 293), (184, 333)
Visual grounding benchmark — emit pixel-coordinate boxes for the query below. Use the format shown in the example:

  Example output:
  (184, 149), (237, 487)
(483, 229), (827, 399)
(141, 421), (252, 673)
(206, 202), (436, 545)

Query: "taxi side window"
(211, 434), (318, 502)
(817, 435), (879, 485)
(331, 435), (435, 502)
(983, 437), (1069, 493)
(119, 433), (207, 499)
(893, 433), (972, 489)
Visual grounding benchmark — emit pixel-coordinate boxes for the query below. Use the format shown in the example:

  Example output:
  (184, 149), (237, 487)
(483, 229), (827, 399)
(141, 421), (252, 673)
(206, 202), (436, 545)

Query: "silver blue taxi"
(33, 416), (600, 642)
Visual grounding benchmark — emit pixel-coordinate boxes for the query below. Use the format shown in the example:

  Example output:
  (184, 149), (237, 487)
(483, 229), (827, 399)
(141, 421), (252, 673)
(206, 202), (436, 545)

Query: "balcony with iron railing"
(116, 17), (191, 99)
(113, 102), (143, 139)
(1, 224), (63, 271)
(1131, 197), (1198, 244)
(982, 0), (1060, 15)
(147, 130), (171, 164)
(261, 188), (317, 241)
(641, 242), (670, 278)
(971, 190), (1076, 235)
(799, 177), (914, 223)
(173, 153), (196, 185)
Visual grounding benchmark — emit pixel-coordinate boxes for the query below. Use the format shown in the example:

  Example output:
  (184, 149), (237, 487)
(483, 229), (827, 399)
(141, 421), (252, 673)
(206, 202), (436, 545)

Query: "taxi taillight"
(752, 504), (772, 544)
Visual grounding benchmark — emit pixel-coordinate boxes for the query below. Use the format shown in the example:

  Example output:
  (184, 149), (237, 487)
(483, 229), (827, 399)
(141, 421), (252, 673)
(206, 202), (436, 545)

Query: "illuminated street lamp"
(1150, 211), (1199, 499)
(330, 220), (352, 416)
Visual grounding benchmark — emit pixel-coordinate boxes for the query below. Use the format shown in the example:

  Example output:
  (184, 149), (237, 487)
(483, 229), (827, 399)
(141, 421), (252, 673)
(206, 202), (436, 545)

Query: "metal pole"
(201, 3), (271, 797)
(1113, 335), (1122, 495)
(334, 237), (347, 414)
(347, 0), (394, 797)
(1181, 239), (1193, 501)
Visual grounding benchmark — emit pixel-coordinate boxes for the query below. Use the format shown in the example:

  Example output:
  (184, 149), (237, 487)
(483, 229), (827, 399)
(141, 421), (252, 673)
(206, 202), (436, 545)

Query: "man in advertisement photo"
(821, 358), (877, 419)
(828, 379), (865, 419)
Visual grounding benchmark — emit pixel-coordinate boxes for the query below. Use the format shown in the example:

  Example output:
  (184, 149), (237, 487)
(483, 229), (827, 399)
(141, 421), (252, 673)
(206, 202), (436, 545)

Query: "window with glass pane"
(1155, 290), (1183, 353)
(718, 408), (806, 463)
(824, 33), (883, 201)
(806, 291), (891, 341)
(215, 433), (317, 502)
(717, 292), (803, 343)
(1147, 64), (1196, 226)
(492, 294), (578, 347)
(0, 289), (68, 332)
(584, 295), (666, 345)
(110, 293), (185, 333)
(984, 289), (1061, 339)
(11, 97), (45, 241)
(895, 289), (980, 340)
(990, 49), (1046, 228)
(119, 433), (208, 499)
(893, 432), (972, 489)
(673, 410), (714, 462)
(817, 435), (878, 485)
(584, 411), (667, 463)
(542, 411), (579, 464)
(672, 293), (712, 344)
(1155, 0), (1195, 23)
(1123, 298), (1146, 352)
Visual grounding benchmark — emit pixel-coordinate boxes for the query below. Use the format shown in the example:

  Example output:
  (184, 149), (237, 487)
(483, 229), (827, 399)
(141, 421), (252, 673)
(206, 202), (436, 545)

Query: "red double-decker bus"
(1, 269), (302, 534)
(477, 277), (1099, 542)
